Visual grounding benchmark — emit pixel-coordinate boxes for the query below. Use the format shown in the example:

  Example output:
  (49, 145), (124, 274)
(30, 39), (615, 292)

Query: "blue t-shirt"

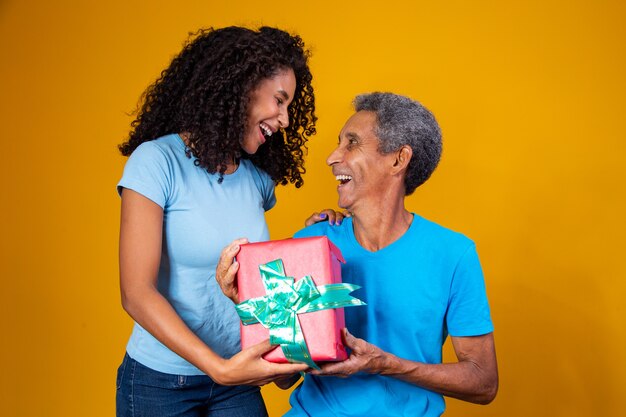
(117, 133), (276, 375)
(286, 215), (493, 417)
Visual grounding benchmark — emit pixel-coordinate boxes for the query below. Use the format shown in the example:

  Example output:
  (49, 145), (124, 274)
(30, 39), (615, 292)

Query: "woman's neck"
(179, 132), (238, 174)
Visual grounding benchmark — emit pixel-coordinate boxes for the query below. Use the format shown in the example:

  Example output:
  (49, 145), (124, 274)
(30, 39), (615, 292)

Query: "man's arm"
(312, 329), (498, 404)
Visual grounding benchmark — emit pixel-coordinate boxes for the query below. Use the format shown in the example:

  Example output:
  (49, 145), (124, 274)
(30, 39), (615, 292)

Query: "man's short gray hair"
(354, 92), (442, 195)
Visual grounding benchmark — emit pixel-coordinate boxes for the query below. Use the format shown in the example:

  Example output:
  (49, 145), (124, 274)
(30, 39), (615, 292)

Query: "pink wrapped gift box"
(236, 236), (348, 363)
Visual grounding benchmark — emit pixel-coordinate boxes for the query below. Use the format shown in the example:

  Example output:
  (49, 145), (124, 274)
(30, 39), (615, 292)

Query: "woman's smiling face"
(241, 68), (296, 155)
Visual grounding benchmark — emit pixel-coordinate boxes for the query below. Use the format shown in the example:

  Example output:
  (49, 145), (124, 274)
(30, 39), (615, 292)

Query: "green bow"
(235, 258), (365, 369)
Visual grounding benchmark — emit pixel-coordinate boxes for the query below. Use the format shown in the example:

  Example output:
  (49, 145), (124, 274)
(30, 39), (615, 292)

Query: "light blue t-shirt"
(286, 215), (493, 417)
(117, 133), (276, 375)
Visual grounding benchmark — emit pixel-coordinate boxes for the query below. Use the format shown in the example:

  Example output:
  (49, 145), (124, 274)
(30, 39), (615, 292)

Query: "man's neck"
(351, 198), (413, 252)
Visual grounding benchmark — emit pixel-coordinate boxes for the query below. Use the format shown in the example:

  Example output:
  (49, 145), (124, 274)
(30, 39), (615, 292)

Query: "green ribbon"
(235, 258), (365, 369)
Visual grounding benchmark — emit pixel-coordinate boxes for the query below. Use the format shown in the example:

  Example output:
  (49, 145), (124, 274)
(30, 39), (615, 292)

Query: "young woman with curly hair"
(116, 26), (338, 417)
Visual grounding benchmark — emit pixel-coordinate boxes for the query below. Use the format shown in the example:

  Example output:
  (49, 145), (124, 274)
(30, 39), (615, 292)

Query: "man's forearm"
(315, 330), (498, 405)
(381, 352), (498, 404)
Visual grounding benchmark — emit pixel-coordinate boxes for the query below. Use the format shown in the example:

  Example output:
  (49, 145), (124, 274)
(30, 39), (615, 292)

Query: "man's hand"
(310, 329), (498, 404)
(311, 328), (391, 377)
(305, 209), (351, 227)
(215, 238), (248, 303)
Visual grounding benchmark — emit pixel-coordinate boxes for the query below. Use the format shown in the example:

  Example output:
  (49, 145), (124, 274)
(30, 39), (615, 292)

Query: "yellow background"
(1, 0), (625, 416)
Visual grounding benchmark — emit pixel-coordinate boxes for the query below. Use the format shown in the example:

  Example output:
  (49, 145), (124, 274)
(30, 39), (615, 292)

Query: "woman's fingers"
(305, 209), (349, 226)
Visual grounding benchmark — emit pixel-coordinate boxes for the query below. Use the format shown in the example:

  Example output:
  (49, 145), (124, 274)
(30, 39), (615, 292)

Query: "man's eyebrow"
(339, 132), (359, 142)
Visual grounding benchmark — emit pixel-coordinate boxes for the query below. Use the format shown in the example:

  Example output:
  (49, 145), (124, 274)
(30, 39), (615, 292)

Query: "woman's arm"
(119, 188), (307, 385)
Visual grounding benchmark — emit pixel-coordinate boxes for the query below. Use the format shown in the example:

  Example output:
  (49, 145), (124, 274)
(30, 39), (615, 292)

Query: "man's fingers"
(342, 328), (359, 349)
(225, 238), (248, 260)
(227, 260), (240, 278)
(232, 237), (249, 246)
(225, 238), (248, 256)
(217, 238), (248, 277)
(230, 237), (249, 251)
(312, 361), (347, 376)
(220, 260), (239, 302)
(218, 238), (247, 268)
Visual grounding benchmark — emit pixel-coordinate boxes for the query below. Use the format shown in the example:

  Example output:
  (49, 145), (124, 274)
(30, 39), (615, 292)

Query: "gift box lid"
(236, 236), (345, 299)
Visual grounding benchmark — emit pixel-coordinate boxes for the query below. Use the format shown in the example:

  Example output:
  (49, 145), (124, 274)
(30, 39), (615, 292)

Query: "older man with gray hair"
(217, 92), (498, 415)
(284, 92), (499, 416)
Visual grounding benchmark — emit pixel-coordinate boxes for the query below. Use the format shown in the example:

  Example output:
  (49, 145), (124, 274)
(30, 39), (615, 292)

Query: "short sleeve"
(249, 163), (276, 211)
(259, 173), (276, 211)
(117, 142), (171, 208)
(446, 244), (494, 337)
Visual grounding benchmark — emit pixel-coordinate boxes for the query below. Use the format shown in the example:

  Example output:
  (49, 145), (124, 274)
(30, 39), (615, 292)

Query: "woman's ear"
(391, 145), (412, 175)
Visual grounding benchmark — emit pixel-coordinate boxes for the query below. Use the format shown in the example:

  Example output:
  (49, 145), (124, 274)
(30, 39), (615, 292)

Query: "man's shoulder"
(294, 218), (350, 240)
(294, 222), (330, 238)
(413, 214), (475, 250)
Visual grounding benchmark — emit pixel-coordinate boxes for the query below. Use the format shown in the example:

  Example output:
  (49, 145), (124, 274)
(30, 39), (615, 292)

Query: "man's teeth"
(260, 123), (272, 137)
(336, 175), (352, 182)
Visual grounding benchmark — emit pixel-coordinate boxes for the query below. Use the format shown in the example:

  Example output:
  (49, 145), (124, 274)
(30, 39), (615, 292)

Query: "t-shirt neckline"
(345, 213), (421, 256)
(174, 133), (243, 180)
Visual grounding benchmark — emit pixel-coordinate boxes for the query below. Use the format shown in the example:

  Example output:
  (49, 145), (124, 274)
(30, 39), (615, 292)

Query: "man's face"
(326, 111), (398, 212)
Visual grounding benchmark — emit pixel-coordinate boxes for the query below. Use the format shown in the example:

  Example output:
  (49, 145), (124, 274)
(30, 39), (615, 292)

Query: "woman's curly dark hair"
(118, 26), (316, 187)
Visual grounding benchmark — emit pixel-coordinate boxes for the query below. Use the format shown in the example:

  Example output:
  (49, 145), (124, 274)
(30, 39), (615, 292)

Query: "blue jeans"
(116, 353), (268, 417)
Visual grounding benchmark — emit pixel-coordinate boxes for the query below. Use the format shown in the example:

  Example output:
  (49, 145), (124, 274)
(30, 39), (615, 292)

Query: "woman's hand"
(213, 340), (309, 386)
(215, 238), (248, 304)
(305, 209), (351, 227)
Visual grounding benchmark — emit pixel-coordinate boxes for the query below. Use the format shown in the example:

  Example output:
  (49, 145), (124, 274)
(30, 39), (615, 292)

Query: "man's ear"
(391, 145), (412, 175)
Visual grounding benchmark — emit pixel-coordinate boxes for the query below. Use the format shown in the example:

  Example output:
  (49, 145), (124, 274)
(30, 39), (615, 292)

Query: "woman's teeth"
(260, 123), (272, 137)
